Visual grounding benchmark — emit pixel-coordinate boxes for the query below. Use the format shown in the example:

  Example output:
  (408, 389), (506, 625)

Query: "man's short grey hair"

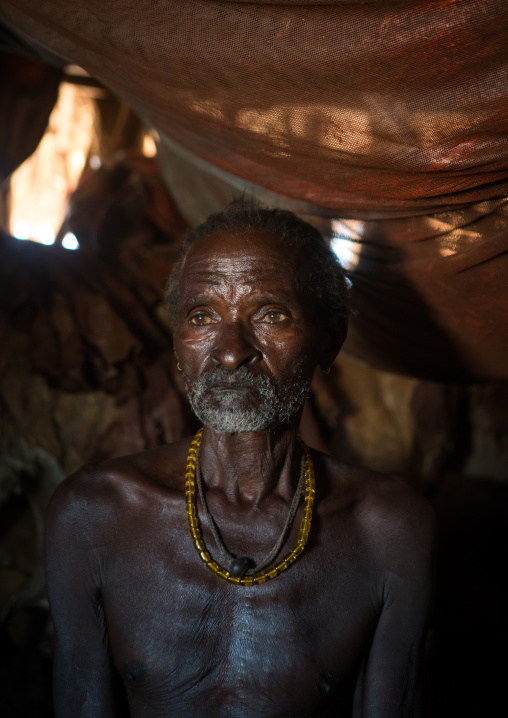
(165, 197), (352, 328)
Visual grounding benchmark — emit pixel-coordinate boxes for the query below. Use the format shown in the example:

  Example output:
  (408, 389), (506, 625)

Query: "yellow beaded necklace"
(185, 428), (316, 586)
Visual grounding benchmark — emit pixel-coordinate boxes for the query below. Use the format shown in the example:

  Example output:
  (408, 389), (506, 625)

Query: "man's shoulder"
(317, 451), (436, 559)
(46, 437), (194, 539)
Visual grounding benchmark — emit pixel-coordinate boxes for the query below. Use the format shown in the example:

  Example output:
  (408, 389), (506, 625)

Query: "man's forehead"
(182, 228), (303, 277)
(176, 229), (312, 314)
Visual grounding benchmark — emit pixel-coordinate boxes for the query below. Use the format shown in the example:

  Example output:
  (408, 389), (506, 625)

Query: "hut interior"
(1, 2), (508, 716)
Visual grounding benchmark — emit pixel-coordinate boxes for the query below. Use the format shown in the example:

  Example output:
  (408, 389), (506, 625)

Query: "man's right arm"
(45, 469), (129, 718)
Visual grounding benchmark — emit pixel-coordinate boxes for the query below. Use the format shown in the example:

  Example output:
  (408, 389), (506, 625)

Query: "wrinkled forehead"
(180, 229), (306, 293)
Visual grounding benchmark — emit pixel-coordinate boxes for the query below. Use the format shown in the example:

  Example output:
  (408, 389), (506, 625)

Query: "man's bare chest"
(99, 524), (377, 717)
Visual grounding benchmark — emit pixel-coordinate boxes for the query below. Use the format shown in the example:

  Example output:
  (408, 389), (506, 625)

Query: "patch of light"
(13, 219), (30, 240)
(439, 247), (456, 257)
(62, 232), (79, 250)
(70, 150), (86, 176)
(89, 154), (101, 170)
(32, 222), (55, 246)
(235, 104), (372, 154)
(330, 219), (364, 271)
(9, 82), (98, 245)
(142, 133), (157, 157)
(330, 237), (357, 269)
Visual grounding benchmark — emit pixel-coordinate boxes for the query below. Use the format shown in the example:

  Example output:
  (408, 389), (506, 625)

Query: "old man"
(46, 200), (435, 717)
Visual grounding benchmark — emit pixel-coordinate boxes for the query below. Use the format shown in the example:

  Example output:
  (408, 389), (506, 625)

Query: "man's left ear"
(318, 316), (348, 371)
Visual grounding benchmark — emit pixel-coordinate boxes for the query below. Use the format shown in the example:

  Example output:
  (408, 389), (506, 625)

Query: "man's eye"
(190, 313), (212, 326)
(261, 311), (287, 324)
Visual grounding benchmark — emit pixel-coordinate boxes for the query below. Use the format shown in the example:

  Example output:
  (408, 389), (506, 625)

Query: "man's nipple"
(123, 660), (146, 683)
(315, 672), (336, 699)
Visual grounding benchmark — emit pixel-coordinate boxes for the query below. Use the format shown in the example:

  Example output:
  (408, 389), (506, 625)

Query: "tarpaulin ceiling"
(1, 0), (508, 381)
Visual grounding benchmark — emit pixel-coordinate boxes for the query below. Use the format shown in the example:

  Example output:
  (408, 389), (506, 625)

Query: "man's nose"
(211, 320), (261, 369)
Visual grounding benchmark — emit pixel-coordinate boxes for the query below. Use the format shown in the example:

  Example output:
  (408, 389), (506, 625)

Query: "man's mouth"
(187, 365), (274, 402)
(208, 383), (257, 393)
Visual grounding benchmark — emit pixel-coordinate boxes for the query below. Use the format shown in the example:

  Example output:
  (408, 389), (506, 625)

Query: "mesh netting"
(2, 0), (508, 211)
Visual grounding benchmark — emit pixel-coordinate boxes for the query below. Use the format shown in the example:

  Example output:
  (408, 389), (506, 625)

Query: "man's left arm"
(361, 485), (437, 718)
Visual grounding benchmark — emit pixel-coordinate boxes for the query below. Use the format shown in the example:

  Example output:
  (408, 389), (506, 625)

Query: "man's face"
(173, 228), (328, 433)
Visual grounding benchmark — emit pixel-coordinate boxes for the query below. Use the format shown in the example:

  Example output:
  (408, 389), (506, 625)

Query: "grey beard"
(184, 364), (310, 434)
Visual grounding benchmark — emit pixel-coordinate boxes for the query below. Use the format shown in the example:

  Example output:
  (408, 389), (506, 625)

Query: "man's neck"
(198, 425), (303, 507)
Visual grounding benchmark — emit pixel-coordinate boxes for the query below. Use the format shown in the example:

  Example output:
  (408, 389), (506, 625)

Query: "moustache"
(196, 365), (273, 391)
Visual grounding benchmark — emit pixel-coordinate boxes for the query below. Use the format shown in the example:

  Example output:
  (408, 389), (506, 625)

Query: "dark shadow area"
(425, 476), (508, 717)
(0, 607), (53, 718)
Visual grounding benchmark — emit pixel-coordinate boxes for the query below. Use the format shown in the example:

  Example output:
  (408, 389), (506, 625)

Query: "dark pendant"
(229, 557), (254, 578)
